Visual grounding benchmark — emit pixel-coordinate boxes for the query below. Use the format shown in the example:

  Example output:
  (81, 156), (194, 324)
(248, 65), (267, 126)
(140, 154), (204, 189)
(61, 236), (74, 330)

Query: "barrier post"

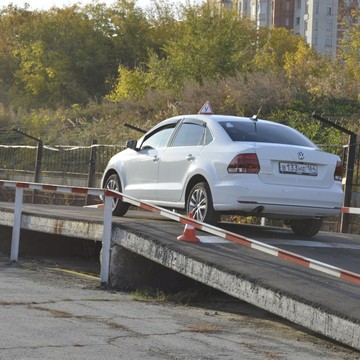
(100, 194), (112, 283)
(10, 186), (24, 261)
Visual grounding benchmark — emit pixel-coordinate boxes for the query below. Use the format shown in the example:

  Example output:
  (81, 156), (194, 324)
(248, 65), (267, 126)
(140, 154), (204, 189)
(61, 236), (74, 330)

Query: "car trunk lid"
(254, 144), (338, 188)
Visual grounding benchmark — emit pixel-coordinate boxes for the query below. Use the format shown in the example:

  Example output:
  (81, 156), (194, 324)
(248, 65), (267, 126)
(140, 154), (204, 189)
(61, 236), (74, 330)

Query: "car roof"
(165, 114), (279, 127)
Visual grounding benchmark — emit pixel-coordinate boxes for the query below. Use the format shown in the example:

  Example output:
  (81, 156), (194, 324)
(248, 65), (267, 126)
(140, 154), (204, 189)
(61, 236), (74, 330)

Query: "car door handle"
(186, 154), (195, 161)
(153, 155), (160, 162)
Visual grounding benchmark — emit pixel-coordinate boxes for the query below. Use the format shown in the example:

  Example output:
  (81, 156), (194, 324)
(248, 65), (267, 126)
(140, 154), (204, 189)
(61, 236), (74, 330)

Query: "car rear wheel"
(186, 182), (220, 225)
(104, 173), (129, 216)
(289, 218), (323, 238)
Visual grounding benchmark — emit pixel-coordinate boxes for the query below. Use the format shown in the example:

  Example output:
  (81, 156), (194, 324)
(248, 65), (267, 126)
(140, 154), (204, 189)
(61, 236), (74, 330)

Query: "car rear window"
(219, 121), (316, 148)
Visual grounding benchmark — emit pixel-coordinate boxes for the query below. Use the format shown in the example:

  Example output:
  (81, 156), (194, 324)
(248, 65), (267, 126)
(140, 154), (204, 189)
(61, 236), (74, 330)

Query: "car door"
(124, 124), (176, 201)
(157, 120), (207, 203)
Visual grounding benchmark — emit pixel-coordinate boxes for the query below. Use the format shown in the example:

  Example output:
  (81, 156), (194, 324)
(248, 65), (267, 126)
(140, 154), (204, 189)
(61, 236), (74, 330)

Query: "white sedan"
(101, 108), (343, 237)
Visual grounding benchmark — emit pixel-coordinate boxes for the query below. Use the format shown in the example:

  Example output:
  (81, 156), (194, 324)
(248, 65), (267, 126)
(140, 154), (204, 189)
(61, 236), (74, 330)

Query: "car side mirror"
(126, 140), (137, 150)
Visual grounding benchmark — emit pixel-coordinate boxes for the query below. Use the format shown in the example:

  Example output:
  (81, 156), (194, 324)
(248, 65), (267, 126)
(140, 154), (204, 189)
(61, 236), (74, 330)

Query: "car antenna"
(250, 105), (262, 131)
(250, 104), (262, 122)
(124, 123), (147, 134)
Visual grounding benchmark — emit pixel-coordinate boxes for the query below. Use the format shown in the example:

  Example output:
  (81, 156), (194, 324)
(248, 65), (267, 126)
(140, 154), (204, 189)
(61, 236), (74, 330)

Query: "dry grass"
(131, 288), (167, 303)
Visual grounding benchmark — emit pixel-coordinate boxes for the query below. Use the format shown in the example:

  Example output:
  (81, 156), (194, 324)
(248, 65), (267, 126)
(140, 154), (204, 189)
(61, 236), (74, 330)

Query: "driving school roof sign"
(198, 101), (213, 115)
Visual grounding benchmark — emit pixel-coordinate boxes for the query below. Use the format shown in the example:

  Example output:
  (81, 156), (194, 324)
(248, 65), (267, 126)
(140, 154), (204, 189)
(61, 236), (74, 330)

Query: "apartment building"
(212, 0), (359, 58)
(231, 0), (294, 29)
(292, 0), (338, 57)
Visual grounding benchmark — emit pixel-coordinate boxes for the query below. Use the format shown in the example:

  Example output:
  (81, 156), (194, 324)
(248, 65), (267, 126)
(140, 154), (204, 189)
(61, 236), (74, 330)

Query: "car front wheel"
(186, 182), (220, 225)
(104, 173), (129, 216)
(289, 218), (323, 238)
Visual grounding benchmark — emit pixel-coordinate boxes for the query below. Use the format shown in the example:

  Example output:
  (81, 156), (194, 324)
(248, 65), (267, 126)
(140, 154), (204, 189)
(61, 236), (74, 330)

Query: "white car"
(101, 107), (343, 237)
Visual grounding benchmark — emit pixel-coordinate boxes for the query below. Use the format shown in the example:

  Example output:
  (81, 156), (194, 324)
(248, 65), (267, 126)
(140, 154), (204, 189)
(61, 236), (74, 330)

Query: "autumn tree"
(162, 5), (257, 83)
(337, 7), (360, 100)
(252, 27), (306, 73)
(0, 5), (34, 106)
(108, 3), (258, 101)
(87, 0), (153, 69)
(9, 6), (115, 109)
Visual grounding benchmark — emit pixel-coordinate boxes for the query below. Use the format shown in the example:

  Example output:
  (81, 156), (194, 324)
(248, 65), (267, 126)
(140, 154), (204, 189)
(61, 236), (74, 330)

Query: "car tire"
(186, 182), (220, 225)
(289, 218), (323, 238)
(104, 173), (129, 217)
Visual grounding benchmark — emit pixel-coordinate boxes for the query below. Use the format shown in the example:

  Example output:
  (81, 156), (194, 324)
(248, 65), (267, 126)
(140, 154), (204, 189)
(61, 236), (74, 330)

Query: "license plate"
(279, 162), (318, 176)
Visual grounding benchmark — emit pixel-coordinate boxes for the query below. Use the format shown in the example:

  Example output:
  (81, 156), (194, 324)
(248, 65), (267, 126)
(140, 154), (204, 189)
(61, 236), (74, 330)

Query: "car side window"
(141, 125), (175, 150)
(171, 123), (205, 147)
(204, 127), (213, 145)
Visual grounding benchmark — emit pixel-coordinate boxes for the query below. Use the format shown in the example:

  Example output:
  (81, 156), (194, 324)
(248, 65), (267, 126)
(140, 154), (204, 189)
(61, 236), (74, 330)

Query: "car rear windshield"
(219, 121), (316, 148)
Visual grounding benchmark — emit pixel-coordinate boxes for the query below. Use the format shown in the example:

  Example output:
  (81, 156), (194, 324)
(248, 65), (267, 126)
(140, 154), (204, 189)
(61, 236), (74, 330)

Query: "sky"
(1, 0), (190, 10)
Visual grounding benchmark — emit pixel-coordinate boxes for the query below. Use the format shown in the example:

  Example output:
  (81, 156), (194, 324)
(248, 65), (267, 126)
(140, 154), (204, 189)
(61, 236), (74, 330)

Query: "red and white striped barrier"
(1, 180), (360, 286)
(0, 180), (104, 196)
(341, 207), (360, 215)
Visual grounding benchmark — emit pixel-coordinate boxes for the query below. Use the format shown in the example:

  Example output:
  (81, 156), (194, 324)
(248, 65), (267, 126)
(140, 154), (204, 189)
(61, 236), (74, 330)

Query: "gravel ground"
(0, 253), (359, 360)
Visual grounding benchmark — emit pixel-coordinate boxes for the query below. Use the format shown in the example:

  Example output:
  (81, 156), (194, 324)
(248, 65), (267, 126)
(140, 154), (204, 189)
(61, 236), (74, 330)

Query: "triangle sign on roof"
(198, 101), (213, 115)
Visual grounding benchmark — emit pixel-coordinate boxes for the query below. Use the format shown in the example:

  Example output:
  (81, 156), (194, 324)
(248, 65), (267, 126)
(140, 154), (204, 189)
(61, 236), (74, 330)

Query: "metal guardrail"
(1, 180), (360, 286)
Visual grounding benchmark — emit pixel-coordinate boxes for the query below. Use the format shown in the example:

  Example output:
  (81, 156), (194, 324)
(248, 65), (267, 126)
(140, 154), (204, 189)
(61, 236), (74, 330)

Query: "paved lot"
(0, 254), (359, 360)
(1, 203), (360, 351)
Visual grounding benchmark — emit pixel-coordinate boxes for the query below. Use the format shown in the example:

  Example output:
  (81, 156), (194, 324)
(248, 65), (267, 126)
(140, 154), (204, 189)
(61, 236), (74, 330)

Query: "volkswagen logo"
(298, 152), (304, 160)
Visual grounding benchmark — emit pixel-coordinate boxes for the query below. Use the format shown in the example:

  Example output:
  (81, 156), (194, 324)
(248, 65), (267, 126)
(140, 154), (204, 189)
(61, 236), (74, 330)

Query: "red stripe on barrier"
(225, 233), (252, 247)
(278, 251), (310, 267)
(16, 183), (30, 188)
(178, 217), (203, 231)
(141, 202), (161, 214)
(341, 207), (350, 214)
(187, 219), (200, 228)
(104, 189), (115, 197)
(71, 187), (88, 194)
(42, 185), (58, 191)
(340, 272), (360, 285)
(103, 189), (123, 200)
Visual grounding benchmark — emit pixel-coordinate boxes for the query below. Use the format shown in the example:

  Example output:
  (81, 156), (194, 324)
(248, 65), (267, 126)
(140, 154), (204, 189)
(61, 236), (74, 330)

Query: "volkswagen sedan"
(101, 107), (343, 237)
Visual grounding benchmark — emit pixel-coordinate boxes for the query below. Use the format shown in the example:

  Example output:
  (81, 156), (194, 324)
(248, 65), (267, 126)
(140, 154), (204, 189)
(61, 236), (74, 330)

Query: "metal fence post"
(32, 140), (43, 203)
(312, 114), (357, 233)
(10, 185), (24, 262)
(86, 140), (97, 205)
(341, 134), (357, 233)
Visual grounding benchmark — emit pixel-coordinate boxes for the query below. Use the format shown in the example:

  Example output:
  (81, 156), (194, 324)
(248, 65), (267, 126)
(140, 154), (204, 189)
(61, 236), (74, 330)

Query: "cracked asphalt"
(0, 254), (359, 360)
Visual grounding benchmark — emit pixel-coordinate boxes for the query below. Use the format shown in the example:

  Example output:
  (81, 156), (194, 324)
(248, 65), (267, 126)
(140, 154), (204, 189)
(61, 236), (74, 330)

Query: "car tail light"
(334, 160), (343, 181)
(228, 153), (260, 174)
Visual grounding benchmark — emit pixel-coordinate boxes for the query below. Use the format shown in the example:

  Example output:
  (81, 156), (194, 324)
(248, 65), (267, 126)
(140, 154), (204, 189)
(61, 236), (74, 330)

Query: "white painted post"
(10, 186), (24, 261)
(100, 195), (112, 283)
(261, 217), (266, 226)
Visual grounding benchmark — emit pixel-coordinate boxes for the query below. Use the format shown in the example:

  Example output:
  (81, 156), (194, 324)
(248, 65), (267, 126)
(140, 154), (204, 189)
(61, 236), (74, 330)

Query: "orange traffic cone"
(177, 212), (200, 243)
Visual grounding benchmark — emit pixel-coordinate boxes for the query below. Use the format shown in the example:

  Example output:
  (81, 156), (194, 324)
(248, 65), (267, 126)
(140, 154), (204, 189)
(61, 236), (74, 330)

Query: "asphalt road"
(0, 254), (359, 360)
(1, 203), (360, 353)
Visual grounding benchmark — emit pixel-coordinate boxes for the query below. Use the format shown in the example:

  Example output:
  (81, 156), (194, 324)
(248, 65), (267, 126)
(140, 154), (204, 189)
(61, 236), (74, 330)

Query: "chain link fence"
(0, 143), (123, 205)
(0, 143), (123, 180)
